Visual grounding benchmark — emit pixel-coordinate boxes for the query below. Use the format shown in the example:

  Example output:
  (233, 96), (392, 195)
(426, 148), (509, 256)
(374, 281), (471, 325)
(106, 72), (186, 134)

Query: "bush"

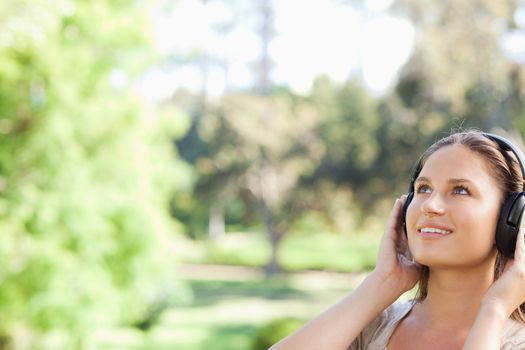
(0, 0), (190, 347)
(252, 317), (304, 350)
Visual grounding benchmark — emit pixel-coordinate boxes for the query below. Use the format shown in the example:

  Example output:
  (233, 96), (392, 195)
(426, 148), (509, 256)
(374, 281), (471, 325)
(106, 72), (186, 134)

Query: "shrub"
(252, 317), (304, 350)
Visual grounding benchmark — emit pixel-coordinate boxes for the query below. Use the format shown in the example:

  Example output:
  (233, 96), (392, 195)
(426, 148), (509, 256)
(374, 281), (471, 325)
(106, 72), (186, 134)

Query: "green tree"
(0, 0), (188, 348)
(308, 77), (382, 210)
(392, 0), (522, 131)
(195, 92), (324, 273)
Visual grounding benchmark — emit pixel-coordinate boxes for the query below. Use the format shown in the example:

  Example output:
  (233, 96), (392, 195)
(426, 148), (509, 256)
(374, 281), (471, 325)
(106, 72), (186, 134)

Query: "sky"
(139, 0), (416, 101)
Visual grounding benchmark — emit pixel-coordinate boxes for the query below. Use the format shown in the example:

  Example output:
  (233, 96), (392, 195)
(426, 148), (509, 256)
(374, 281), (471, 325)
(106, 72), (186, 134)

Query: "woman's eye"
(453, 186), (469, 195)
(416, 184), (431, 194)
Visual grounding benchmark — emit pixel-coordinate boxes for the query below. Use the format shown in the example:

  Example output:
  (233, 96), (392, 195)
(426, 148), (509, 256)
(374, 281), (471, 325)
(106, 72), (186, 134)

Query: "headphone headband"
(482, 132), (525, 187)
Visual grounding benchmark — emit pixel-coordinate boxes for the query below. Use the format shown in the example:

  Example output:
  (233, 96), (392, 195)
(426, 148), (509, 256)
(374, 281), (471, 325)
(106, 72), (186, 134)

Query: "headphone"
(402, 132), (525, 257)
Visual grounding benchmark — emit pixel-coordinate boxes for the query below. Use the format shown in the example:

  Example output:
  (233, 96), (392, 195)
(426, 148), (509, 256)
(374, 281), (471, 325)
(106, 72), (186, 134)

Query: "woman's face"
(406, 144), (503, 269)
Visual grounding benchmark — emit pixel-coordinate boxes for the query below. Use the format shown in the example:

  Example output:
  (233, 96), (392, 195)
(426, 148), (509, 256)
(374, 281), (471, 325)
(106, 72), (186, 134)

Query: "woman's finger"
(385, 198), (401, 232)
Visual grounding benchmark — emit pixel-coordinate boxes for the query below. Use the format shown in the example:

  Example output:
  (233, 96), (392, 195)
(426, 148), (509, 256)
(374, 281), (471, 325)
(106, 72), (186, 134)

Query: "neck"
(416, 259), (496, 329)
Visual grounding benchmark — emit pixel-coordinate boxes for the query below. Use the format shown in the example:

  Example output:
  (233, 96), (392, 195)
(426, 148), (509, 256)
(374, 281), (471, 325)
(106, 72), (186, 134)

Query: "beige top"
(348, 301), (525, 350)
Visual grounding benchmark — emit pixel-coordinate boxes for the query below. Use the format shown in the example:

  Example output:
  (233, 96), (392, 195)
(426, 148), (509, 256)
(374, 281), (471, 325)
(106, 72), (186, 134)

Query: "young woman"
(270, 131), (525, 349)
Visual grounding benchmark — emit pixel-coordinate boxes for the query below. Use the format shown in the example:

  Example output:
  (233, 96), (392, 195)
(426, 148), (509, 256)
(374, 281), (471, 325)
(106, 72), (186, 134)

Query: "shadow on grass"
(200, 324), (259, 350)
(186, 278), (309, 307)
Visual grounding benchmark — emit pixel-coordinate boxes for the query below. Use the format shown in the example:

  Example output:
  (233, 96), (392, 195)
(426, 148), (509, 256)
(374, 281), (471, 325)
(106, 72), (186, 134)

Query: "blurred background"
(2, 0), (525, 349)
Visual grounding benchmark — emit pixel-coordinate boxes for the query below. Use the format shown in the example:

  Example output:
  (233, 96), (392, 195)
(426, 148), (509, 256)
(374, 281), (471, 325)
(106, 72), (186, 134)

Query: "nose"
(421, 192), (446, 216)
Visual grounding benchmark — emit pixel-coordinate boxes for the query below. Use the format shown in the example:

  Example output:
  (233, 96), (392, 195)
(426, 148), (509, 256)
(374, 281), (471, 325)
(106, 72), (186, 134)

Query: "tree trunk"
(265, 227), (282, 275)
(209, 200), (225, 239)
(254, 0), (274, 95)
(256, 197), (283, 275)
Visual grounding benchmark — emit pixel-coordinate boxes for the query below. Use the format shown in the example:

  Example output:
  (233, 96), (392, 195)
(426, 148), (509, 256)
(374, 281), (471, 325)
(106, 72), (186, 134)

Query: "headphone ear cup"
(496, 192), (525, 257)
(403, 192), (414, 236)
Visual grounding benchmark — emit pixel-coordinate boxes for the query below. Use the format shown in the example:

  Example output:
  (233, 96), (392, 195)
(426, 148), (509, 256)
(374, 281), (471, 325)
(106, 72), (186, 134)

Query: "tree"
(0, 0), (187, 348)
(308, 77), (382, 209)
(391, 0), (522, 131)
(196, 92), (324, 273)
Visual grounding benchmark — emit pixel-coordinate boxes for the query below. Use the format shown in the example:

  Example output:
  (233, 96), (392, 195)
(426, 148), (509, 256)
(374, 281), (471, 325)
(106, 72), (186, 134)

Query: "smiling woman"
(269, 130), (525, 350)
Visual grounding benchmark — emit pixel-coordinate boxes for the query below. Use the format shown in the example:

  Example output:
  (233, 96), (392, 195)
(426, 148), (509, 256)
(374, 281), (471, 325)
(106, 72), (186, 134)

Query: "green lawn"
(178, 231), (381, 272)
(95, 232), (382, 349)
(95, 266), (367, 350)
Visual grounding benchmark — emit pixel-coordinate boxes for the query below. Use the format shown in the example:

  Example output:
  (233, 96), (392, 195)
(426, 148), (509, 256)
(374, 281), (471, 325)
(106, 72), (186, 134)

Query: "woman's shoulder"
(502, 318), (525, 349)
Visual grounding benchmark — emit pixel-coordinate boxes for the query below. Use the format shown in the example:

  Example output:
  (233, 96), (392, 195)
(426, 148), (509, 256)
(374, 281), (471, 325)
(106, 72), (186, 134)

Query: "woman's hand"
(463, 229), (525, 349)
(482, 228), (525, 318)
(372, 195), (422, 294)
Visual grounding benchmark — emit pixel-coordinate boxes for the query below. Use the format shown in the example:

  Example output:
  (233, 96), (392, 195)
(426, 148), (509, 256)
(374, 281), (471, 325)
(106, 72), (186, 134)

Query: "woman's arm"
(463, 229), (525, 350)
(270, 196), (422, 350)
(268, 271), (409, 350)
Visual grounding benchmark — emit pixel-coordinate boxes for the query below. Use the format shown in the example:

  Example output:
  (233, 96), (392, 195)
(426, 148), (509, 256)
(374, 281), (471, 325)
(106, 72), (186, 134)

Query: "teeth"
(420, 227), (452, 235)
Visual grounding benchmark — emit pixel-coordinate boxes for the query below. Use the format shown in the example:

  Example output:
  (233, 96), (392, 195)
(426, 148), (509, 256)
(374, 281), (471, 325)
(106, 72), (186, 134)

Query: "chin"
(412, 251), (497, 270)
(412, 255), (438, 267)
(410, 249), (453, 267)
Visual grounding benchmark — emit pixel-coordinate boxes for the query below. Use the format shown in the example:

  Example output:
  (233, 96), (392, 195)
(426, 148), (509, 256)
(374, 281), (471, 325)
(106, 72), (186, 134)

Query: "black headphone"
(402, 132), (525, 257)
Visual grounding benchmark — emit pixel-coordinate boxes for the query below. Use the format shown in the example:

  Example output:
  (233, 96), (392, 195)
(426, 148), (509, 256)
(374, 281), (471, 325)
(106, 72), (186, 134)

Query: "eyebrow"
(415, 176), (475, 185)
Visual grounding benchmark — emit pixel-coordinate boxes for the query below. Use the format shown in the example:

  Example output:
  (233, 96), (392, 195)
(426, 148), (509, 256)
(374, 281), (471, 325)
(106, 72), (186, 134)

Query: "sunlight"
(147, 0), (415, 98)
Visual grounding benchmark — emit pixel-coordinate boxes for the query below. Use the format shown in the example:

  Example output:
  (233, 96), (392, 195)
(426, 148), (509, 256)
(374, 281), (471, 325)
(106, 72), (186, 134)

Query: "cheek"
(445, 203), (500, 258)
(460, 205), (499, 241)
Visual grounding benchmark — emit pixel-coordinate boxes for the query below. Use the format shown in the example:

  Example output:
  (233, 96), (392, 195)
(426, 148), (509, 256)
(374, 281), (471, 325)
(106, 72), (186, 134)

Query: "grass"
(95, 267), (367, 350)
(279, 233), (379, 272)
(95, 231), (381, 349)
(178, 231), (381, 272)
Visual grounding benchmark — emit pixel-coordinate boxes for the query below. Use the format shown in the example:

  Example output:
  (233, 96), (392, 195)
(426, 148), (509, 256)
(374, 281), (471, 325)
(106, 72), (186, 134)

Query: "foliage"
(0, 0), (189, 348)
(173, 0), (525, 273)
(197, 92), (324, 213)
(392, 0), (522, 130)
(252, 317), (304, 350)
(309, 77), (380, 180)
(178, 91), (326, 272)
(308, 77), (396, 210)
